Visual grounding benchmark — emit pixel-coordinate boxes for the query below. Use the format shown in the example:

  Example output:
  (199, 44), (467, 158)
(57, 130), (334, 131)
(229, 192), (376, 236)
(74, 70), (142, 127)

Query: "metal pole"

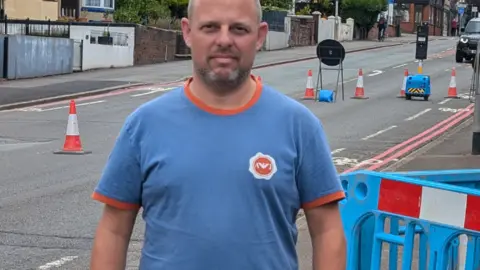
(473, 42), (480, 155)
(334, 0), (339, 40)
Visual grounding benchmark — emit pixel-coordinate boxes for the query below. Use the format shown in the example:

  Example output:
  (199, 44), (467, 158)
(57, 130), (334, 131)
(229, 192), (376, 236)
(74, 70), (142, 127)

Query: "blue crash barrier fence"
(339, 169), (480, 269)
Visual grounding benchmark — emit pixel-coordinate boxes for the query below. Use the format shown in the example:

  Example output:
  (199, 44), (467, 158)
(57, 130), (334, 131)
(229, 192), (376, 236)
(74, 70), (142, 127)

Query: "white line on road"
(392, 64), (407, 69)
(367, 70), (383, 77)
(361, 125), (397, 140)
(438, 98), (451, 105)
(331, 148), (346, 155)
(40, 100), (105, 112)
(404, 108), (431, 121)
(131, 87), (175, 97)
(38, 256), (78, 269)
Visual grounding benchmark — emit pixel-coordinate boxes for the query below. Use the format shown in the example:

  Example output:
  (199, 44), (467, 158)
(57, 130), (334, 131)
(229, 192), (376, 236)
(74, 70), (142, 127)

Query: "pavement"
(0, 35), (445, 109)
(0, 36), (474, 269)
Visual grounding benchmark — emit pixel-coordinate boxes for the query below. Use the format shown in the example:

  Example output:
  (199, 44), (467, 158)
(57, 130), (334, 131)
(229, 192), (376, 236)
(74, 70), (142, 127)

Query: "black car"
(456, 18), (480, 63)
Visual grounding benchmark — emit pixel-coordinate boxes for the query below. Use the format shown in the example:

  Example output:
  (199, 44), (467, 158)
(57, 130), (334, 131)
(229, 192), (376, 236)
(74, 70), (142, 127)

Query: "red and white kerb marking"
(378, 179), (480, 231)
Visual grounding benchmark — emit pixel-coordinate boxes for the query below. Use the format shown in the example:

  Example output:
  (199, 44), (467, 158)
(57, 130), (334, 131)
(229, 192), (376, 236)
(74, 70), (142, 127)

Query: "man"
(90, 0), (346, 268)
(378, 15), (386, 41)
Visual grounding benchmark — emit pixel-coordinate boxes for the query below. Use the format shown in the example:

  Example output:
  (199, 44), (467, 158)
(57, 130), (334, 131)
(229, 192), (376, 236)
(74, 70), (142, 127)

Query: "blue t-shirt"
(92, 75), (344, 270)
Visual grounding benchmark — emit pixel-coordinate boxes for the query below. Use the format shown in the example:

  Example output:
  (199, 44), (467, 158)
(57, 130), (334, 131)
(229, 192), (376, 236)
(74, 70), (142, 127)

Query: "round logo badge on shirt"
(249, 152), (277, 180)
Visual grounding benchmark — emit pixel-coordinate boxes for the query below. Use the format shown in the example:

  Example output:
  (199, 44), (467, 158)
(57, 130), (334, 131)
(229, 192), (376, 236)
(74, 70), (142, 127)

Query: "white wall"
(82, 41), (133, 71)
(69, 25), (135, 71)
(263, 16), (291, 51)
(317, 16), (354, 42)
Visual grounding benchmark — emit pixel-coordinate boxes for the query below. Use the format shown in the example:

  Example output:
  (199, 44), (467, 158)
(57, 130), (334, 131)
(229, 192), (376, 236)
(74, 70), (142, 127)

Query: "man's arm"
(305, 202), (346, 270)
(90, 205), (138, 270)
(90, 114), (143, 269)
(296, 116), (346, 270)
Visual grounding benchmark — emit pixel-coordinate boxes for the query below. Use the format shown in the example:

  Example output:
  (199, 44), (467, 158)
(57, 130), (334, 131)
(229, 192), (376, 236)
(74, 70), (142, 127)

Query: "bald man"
(89, 0), (346, 269)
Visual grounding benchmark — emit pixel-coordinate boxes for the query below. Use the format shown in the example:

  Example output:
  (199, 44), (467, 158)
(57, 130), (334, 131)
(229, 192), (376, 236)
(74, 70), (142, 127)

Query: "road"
(0, 38), (474, 269)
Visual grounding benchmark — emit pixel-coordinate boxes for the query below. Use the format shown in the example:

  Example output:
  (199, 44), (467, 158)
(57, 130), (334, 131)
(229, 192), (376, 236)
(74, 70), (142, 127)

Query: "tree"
(260, 0), (292, 11)
(114, 0), (188, 24)
(340, 0), (387, 30)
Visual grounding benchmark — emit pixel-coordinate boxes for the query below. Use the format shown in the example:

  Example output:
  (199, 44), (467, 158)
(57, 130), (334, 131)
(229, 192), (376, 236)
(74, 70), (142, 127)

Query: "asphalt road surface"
(0, 38), (473, 269)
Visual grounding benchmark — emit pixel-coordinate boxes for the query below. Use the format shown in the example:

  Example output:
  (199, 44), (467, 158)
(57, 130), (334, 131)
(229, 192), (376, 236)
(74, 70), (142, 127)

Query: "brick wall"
(289, 16), (315, 47)
(134, 25), (178, 65)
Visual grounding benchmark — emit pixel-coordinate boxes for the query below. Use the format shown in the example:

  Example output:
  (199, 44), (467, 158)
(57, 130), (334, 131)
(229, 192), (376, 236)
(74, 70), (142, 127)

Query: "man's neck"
(189, 75), (257, 110)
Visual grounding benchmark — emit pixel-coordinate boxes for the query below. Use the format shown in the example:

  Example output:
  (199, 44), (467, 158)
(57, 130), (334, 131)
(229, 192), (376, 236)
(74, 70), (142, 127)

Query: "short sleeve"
(297, 121), (345, 210)
(91, 116), (142, 210)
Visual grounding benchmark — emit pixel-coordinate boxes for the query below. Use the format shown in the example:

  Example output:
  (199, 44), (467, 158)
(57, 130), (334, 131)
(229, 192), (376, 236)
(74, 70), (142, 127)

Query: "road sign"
(473, 6), (478, 12)
(459, 7), (465, 15)
(457, 3), (467, 8)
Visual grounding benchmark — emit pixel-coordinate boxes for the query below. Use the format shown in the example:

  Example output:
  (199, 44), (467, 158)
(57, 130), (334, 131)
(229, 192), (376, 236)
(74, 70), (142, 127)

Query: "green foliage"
(261, 0), (292, 11)
(296, 6), (311, 15)
(340, 0), (387, 29)
(114, 0), (172, 23)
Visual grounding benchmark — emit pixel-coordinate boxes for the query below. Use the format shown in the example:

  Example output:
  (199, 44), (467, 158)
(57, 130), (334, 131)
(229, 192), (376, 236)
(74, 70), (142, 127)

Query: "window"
(84, 0), (114, 9)
(464, 20), (480, 34)
(104, 0), (113, 8)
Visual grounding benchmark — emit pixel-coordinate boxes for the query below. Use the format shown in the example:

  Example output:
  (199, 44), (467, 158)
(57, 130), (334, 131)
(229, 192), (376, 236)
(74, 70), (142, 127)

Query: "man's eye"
(233, 27), (247, 33)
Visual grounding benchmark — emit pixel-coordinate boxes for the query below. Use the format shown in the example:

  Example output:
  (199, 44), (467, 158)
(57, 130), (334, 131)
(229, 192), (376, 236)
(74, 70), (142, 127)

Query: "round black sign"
(316, 39), (345, 66)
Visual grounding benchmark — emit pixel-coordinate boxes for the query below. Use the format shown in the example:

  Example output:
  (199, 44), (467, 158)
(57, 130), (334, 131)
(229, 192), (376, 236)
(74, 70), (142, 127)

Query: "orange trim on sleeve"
(91, 191), (140, 210)
(301, 191), (346, 210)
(184, 75), (262, 116)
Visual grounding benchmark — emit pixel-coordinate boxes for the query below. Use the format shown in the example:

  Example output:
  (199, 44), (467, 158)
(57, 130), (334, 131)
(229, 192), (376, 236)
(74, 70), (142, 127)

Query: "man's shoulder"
(261, 85), (318, 120)
(125, 86), (185, 128)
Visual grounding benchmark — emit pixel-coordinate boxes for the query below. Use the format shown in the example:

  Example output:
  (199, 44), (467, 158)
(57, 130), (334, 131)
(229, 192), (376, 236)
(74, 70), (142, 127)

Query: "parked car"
(456, 18), (480, 63)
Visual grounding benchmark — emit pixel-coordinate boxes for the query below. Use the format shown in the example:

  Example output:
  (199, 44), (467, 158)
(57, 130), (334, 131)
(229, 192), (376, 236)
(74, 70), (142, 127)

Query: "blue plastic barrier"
(340, 169), (480, 269)
(318, 89), (334, 103)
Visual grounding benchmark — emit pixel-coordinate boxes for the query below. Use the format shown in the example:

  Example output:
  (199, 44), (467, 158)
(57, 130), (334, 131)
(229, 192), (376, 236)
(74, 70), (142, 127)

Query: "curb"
(0, 83), (148, 111)
(0, 76), (191, 112)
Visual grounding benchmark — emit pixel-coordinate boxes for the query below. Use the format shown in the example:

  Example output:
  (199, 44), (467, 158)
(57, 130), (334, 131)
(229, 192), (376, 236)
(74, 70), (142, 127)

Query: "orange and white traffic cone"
(54, 100), (91, 155)
(302, 70), (315, 100)
(445, 67), (460, 98)
(398, 68), (408, 98)
(351, 69), (368, 99)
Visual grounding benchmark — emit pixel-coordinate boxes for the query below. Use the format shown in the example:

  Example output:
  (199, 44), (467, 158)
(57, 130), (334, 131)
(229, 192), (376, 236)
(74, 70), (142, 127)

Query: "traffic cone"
(351, 69), (368, 99)
(302, 70), (315, 100)
(398, 68), (408, 98)
(445, 67), (460, 98)
(54, 100), (91, 155)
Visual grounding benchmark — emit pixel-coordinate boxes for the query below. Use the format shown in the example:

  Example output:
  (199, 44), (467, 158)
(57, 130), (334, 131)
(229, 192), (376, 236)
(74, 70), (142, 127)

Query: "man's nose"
(215, 25), (233, 47)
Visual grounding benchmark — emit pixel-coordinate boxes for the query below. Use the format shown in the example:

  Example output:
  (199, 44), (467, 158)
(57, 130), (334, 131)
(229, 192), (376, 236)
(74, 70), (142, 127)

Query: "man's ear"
(255, 22), (269, 51)
(181, 18), (192, 48)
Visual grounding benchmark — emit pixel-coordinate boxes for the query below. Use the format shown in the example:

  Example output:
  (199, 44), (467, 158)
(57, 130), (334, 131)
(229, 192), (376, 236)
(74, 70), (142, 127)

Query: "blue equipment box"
(405, 74), (431, 100)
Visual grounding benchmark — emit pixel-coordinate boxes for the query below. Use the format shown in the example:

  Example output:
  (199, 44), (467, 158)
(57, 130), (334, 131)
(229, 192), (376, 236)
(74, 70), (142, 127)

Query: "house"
(396, 0), (446, 36)
(3, 0), (59, 20)
(59, 0), (114, 21)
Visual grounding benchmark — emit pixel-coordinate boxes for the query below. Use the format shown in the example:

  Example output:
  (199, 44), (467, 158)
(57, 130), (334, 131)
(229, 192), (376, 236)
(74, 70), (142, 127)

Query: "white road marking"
(331, 148), (346, 155)
(361, 125), (397, 140)
(404, 108), (431, 121)
(131, 87), (175, 97)
(367, 70), (383, 77)
(438, 107), (470, 113)
(332, 157), (399, 167)
(42, 100), (105, 111)
(344, 78), (357, 83)
(38, 256), (78, 269)
(36, 100), (105, 112)
(392, 64), (407, 69)
(438, 98), (451, 105)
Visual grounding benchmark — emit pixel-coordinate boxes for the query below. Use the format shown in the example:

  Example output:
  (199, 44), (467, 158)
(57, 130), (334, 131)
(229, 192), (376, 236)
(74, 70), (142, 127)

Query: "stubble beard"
(196, 66), (251, 96)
